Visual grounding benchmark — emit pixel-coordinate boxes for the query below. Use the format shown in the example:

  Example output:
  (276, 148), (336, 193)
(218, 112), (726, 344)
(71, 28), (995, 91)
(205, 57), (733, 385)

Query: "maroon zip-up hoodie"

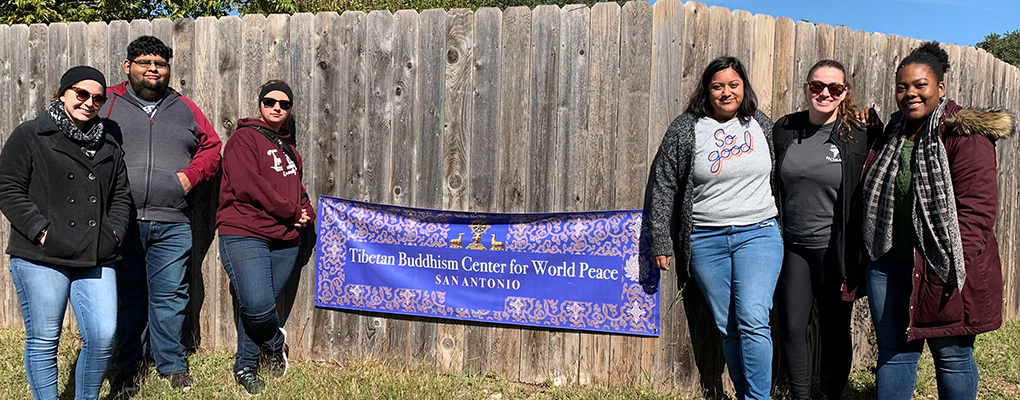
(216, 118), (313, 244)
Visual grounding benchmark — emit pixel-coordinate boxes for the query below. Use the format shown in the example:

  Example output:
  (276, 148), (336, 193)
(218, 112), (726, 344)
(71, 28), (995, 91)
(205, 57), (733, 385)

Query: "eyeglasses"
(807, 81), (847, 97)
(68, 86), (107, 106)
(261, 97), (293, 110)
(130, 59), (170, 70)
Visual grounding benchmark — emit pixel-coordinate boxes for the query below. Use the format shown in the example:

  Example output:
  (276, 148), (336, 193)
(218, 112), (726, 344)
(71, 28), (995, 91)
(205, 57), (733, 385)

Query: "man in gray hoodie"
(102, 35), (221, 394)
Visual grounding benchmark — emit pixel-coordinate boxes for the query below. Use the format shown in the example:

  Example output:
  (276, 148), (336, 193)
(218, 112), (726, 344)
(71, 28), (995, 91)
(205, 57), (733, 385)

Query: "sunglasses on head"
(261, 97), (293, 110)
(68, 86), (107, 106)
(807, 80), (847, 97)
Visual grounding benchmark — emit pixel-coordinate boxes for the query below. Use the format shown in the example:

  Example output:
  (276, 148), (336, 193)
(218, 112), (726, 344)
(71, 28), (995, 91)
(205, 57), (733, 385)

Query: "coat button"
(88, 220), (97, 227)
(68, 221), (75, 227)
(67, 172), (74, 179)
(88, 173), (96, 180)
(67, 197), (75, 204)
(89, 196), (97, 203)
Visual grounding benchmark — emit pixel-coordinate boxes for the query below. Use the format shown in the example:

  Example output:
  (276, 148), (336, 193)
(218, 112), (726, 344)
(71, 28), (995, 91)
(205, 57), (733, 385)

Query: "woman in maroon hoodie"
(216, 80), (313, 395)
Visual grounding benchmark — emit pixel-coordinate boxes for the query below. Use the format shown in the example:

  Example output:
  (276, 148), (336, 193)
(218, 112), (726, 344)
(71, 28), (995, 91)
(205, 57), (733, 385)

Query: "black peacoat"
(0, 110), (132, 267)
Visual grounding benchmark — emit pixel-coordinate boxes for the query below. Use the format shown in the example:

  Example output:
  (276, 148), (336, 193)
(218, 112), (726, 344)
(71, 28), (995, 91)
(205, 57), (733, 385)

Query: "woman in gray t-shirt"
(643, 56), (781, 400)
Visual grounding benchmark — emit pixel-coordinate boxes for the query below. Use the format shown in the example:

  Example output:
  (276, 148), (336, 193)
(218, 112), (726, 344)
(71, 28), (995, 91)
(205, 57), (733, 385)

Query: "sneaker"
(235, 367), (265, 395)
(266, 328), (289, 378)
(159, 371), (192, 391)
(110, 370), (142, 398)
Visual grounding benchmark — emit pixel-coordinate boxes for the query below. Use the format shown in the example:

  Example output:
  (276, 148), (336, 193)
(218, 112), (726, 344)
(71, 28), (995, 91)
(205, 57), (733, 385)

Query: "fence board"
(493, 5), (531, 382)
(833, 26), (854, 85)
(728, 9), (752, 69)
(152, 18), (173, 45)
(771, 17), (795, 120)
(959, 46), (977, 108)
(0, 24), (12, 329)
(286, 12), (331, 363)
(306, 11), (353, 364)
(27, 24), (47, 117)
(793, 20), (815, 110)
(240, 14), (265, 109)
(188, 16), (225, 353)
(339, 10), (371, 363)
(815, 23), (834, 60)
(47, 23), (68, 103)
(362, 10), (396, 364)
(517, 4), (559, 384)
(946, 44), (961, 103)
(680, 1), (707, 109)
(107, 21), (128, 87)
(85, 23), (108, 84)
(129, 18), (151, 41)
(66, 22), (86, 67)
(463, 6), (500, 375)
(385, 9), (419, 366)
(409, 8), (446, 369)
(648, 0), (684, 389)
(705, 6), (729, 61)
(562, 4), (591, 215)
(436, 7), (473, 374)
(750, 13), (774, 117)
(580, 1), (619, 386)
(611, 0), (652, 388)
(865, 33), (887, 117)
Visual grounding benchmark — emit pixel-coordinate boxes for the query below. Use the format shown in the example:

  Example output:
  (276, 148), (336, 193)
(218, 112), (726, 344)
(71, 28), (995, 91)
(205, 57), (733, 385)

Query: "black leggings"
(776, 244), (854, 400)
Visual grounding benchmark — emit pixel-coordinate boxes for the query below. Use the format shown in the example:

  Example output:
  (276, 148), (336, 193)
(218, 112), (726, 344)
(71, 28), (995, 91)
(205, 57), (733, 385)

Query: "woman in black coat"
(772, 59), (882, 400)
(0, 66), (131, 400)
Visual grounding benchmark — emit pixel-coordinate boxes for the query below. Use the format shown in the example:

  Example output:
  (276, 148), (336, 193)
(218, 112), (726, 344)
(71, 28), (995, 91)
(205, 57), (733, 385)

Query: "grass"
(0, 319), (1017, 399)
(843, 317), (1020, 400)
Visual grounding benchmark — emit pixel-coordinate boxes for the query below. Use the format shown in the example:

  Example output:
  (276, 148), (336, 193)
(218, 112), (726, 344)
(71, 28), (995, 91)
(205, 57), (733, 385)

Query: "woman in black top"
(773, 59), (881, 400)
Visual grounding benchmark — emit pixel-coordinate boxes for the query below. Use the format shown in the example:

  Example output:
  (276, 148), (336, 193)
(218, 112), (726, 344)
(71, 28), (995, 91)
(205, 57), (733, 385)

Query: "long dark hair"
(806, 59), (862, 141)
(685, 56), (758, 123)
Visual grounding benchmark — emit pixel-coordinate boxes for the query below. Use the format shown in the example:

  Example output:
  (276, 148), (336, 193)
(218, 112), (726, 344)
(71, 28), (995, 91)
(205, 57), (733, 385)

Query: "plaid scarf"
(47, 100), (104, 158)
(862, 98), (966, 289)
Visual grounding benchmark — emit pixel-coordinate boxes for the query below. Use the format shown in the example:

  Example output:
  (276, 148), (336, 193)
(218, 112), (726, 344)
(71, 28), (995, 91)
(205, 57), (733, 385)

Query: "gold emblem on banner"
(448, 221), (505, 251)
(466, 221), (490, 250)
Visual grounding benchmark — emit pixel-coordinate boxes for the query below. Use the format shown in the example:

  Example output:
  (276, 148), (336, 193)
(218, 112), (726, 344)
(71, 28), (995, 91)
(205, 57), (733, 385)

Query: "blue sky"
(652, 0), (1018, 47)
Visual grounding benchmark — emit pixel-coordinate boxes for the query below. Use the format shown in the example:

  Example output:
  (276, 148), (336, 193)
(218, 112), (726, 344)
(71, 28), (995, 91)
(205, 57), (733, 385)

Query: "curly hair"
(127, 35), (173, 61)
(684, 56), (758, 124)
(897, 41), (950, 82)
(806, 59), (862, 141)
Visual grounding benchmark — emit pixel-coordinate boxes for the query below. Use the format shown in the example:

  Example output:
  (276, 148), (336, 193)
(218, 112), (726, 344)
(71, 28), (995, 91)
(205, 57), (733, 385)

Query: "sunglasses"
(261, 97), (293, 110)
(68, 86), (107, 106)
(806, 81), (847, 97)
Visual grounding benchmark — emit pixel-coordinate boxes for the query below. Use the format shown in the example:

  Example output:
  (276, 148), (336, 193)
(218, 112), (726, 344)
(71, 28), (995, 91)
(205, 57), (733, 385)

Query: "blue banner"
(314, 196), (659, 336)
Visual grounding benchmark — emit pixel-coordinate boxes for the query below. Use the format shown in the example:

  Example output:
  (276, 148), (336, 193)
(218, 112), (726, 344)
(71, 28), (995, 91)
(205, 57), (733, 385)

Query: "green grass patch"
(1, 319), (1016, 399)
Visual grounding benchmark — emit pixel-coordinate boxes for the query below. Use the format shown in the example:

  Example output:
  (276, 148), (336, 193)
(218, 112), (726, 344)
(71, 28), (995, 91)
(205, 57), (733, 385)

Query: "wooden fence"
(1, 0), (1018, 393)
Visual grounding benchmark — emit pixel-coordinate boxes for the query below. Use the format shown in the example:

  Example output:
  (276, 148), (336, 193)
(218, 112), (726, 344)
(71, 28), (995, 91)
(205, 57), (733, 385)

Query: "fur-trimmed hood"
(947, 108), (1014, 141)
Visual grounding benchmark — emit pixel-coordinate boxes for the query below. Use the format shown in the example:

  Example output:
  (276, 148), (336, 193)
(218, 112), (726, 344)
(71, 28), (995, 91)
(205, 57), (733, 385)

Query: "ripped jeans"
(689, 218), (784, 400)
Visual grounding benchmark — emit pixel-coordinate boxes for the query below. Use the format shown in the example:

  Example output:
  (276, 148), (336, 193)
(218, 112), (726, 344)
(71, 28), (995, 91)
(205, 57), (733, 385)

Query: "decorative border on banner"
(315, 197), (658, 336)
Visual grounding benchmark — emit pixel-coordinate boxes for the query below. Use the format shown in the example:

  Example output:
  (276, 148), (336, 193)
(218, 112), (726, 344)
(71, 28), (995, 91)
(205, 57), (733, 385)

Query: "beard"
(128, 73), (170, 101)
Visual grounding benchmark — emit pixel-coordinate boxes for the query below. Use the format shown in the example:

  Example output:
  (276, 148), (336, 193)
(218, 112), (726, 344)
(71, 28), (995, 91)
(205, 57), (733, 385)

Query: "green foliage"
(0, 0), (232, 24)
(0, 0), (608, 24)
(977, 30), (1020, 67)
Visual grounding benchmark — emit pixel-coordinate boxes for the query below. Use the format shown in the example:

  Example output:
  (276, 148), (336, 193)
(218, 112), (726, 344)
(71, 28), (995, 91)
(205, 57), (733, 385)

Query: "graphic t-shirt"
(690, 116), (777, 226)
(780, 121), (842, 248)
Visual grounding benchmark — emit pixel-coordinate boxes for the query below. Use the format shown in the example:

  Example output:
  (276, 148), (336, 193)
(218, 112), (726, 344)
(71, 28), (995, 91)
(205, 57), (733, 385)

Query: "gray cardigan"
(640, 110), (777, 292)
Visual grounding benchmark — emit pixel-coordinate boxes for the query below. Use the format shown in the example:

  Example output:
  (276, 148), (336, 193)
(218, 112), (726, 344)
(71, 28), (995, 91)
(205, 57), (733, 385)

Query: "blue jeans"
(688, 218), (783, 400)
(867, 255), (979, 400)
(115, 220), (192, 375)
(9, 257), (117, 400)
(219, 235), (298, 371)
